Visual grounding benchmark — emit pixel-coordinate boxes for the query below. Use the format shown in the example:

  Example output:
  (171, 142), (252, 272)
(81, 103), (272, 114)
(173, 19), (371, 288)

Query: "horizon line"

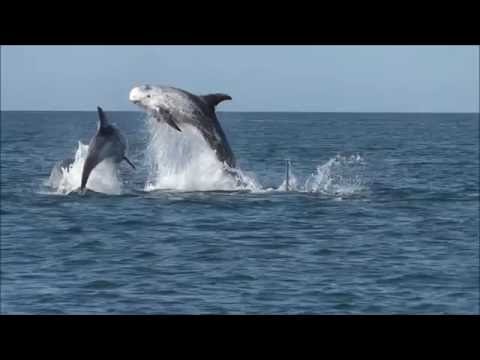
(1, 110), (479, 114)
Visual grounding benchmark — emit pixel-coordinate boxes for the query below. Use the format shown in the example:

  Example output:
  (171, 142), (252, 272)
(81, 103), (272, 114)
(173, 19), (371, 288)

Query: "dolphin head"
(129, 84), (157, 110)
(129, 84), (187, 132)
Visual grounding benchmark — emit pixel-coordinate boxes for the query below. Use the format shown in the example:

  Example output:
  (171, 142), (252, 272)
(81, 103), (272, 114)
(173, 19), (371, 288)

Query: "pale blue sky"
(1, 45), (478, 112)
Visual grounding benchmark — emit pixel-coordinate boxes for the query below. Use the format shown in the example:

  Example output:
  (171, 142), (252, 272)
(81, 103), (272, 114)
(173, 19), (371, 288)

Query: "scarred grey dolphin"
(80, 107), (135, 192)
(129, 85), (236, 168)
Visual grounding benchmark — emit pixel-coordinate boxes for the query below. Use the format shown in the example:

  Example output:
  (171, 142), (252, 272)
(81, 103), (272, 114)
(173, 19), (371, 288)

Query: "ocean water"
(1, 111), (478, 314)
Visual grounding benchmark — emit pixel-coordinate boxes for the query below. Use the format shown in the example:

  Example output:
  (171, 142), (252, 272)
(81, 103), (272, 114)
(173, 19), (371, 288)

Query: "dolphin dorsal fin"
(96, 106), (109, 129)
(201, 93), (232, 109)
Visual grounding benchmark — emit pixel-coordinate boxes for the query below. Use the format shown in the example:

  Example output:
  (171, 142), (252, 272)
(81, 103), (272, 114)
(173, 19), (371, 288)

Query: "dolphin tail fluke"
(123, 156), (136, 169)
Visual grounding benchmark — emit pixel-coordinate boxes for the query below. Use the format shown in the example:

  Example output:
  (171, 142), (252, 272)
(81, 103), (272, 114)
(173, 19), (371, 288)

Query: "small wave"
(83, 280), (122, 290)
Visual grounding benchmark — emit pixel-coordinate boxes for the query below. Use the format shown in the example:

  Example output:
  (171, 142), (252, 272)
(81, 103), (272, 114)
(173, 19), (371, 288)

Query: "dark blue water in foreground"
(1, 111), (478, 314)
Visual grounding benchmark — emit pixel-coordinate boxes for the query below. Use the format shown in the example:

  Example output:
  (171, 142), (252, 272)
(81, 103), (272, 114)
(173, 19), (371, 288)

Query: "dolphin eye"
(146, 94), (151, 98)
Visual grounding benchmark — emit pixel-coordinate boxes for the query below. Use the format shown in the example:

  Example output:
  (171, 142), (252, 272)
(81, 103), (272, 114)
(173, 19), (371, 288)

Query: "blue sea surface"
(1, 111), (478, 314)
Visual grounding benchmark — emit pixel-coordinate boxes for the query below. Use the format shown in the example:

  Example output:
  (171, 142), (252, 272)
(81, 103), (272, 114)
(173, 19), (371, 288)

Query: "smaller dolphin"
(80, 107), (135, 192)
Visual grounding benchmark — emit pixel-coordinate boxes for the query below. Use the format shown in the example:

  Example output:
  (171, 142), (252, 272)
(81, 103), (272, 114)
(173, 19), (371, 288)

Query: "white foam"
(143, 115), (367, 196)
(304, 154), (367, 195)
(143, 117), (261, 192)
(43, 116), (368, 198)
(45, 141), (123, 195)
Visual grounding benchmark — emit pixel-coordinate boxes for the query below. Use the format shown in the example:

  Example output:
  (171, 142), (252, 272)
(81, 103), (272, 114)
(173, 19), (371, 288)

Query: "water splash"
(304, 154), (367, 196)
(43, 116), (368, 198)
(277, 160), (299, 192)
(143, 117), (261, 192)
(143, 115), (367, 196)
(45, 141), (123, 195)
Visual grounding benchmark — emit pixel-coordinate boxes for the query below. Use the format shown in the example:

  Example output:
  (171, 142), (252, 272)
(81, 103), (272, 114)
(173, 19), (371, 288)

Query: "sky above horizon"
(1, 45), (478, 112)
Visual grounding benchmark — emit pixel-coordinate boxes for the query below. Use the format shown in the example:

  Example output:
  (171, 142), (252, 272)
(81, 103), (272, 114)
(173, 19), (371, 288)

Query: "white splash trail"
(142, 114), (368, 196)
(303, 154), (368, 195)
(45, 141), (123, 195)
(143, 116), (261, 192)
(43, 114), (368, 198)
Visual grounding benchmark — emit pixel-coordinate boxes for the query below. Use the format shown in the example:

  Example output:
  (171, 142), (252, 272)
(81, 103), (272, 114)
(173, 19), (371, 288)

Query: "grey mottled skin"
(130, 85), (236, 168)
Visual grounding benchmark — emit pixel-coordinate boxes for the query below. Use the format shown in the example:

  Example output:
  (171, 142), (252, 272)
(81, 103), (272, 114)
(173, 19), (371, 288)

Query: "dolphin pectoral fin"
(165, 117), (182, 132)
(153, 108), (182, 132)
(123, 156), (136, 169)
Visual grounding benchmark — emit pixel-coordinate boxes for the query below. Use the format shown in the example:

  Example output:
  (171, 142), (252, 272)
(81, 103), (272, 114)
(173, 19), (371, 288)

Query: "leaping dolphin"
(80, 107), (135, 192)
(129, 85), (236, 168)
